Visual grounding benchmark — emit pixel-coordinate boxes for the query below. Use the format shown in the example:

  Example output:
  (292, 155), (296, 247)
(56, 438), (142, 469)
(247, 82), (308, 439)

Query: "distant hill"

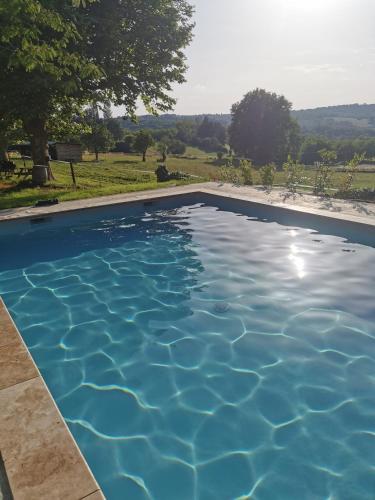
(292, 104), (375, 138)
(116, 104), (375, 139)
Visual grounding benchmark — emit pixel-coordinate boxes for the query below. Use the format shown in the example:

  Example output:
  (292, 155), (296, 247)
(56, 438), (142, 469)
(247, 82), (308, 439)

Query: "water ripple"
(0, 201), (374, 499)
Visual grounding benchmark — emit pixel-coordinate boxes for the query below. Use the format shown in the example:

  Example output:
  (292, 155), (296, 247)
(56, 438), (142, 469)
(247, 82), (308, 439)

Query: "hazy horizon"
(115, 0), (375, 117)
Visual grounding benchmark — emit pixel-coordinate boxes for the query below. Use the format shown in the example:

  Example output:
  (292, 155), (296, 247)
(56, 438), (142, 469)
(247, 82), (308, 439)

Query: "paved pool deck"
(0, 182), (374, 499)
(0, 299), (104, 500)
(0, 182), (374, 226)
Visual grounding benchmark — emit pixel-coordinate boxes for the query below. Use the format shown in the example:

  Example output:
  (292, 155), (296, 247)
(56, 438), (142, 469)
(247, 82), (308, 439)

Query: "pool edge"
(0, 183), (374, 228)
(0, 184), (373, 499)
(0, 297), (105, 500)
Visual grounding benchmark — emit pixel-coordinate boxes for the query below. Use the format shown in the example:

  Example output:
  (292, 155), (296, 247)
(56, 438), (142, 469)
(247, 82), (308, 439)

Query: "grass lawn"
(0, 151), (212, 210)
(1, 151), (374, 210)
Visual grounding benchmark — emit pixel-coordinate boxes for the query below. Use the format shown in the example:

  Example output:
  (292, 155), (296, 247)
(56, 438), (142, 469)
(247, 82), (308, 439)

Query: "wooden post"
(69, 160), (77, 186)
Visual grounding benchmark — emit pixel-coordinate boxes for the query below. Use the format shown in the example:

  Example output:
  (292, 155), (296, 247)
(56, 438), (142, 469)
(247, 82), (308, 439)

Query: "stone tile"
(0, 299), (21, 348)
(0, 342), (38, 390)
(0, 377), (99, 500)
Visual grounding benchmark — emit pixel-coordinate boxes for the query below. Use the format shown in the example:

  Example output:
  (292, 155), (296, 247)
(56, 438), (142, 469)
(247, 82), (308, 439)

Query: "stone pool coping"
(0, 182), (374, 498)
(0, 182), (374, 227)
(0, 298), (104, 500)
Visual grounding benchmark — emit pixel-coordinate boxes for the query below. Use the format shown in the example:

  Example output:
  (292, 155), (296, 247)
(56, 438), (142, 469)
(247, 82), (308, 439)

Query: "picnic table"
(15, 167), (33, 179)
(0, 161), (16, 179)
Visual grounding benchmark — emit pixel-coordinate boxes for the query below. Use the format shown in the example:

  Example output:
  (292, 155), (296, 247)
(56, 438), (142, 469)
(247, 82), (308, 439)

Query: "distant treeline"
(119, 113), (231, 131)
(300, 136), (375, 164)
(116, 103), (375, 140)
(115, 116), (228, 154)
(80, 101), (375, 165)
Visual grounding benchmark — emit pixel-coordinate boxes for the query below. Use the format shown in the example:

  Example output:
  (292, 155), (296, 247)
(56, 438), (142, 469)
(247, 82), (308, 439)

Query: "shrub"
(283, 155), (304, 193)
(260, 163), (276, 189)
(219, 158), (242, 184)
(240, 160), (253, 185)
(338, 153), (365, 193)
(168, 139), (186, 155)
(313, 149), (337, 195)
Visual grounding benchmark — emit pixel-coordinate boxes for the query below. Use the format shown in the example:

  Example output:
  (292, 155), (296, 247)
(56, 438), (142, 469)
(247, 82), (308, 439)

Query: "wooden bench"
(15, 167), (33, 179)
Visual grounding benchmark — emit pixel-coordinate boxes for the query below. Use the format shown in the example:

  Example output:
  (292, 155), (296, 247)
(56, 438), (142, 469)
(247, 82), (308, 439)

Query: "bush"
(283, 155), (305, 193)
(219, 158), (242, 184)
(260, 163), (276, 189)
(240, 160), (253, 185)
(313, 149), (337, 195)
(196, 136), (222, 153)
(168, 139), (186, 155)
(338, 153), (365, 193)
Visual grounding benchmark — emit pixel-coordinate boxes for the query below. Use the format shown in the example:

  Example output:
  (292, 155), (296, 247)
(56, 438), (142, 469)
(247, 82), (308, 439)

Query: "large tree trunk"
(24, 118), (54, 185)
(95, 148), (99, 161)
(142, 150), (146, 162)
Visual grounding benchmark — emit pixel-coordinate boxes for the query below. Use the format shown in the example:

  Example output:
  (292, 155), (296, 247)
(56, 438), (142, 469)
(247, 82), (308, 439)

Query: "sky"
(117, 0), (375, 116)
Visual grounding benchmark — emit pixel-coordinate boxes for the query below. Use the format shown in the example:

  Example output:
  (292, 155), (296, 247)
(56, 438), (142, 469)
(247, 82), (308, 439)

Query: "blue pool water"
(0, 195), (375, 500)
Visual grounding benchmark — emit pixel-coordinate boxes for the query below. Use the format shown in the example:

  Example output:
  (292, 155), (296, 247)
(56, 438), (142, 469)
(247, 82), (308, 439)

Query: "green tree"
(197, 117), (227, 144)
(175, 120), (198, 144)
(81, 105), (114, 160)
(114, 133), (135, 153)
(105, 119), (124, 143)
(168, 139), (186, 155)
(157, 141), (168, 162)
(299, 137), (332, 165)
(229, 89), (298, 165)
(134, 130), (154, 161)
(0, 0), (194, 183)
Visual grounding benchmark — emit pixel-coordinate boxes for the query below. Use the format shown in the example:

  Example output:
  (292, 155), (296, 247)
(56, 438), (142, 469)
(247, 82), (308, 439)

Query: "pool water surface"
(0, 196), (374, 499)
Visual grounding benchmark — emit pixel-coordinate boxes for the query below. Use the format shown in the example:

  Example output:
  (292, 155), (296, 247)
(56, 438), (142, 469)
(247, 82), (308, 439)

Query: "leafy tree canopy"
(134, 130), (154, 161)
(0, 0), (194, 175)
(229, 88), (299, 165)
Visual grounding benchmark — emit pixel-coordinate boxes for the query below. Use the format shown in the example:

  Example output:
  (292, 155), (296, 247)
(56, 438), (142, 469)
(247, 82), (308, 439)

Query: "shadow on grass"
(0, 180), (75, 210)
(0, 180), (34, 193)
(113, 160), (140, 165)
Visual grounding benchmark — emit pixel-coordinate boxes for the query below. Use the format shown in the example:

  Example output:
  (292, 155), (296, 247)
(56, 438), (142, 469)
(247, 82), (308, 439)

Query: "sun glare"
(281, 0), (338, 12)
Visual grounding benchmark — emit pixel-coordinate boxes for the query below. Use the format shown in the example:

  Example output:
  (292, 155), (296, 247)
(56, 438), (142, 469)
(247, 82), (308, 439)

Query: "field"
(0, 150), (374, 210)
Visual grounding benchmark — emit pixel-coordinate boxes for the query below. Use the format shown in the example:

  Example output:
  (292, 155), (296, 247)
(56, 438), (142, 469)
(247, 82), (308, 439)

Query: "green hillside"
(117, 104), (375, 139)
(292, 104), (375, 138)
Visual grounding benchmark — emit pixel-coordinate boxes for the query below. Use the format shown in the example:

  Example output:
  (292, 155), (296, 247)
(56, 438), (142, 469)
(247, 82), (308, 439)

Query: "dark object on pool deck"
(34, 199), (59, 207)
(155, 164), (188, 182)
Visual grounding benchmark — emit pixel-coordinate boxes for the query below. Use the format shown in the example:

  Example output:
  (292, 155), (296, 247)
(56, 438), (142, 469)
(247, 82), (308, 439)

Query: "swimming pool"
(1, 194), (374, 499)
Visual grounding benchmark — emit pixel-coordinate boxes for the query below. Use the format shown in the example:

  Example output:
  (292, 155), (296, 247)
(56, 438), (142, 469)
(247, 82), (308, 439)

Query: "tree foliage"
(197, 117), (227, 144)
(0, 0), (194, 179)
(134, 130), (154, 161)
(81, 105), (115, 160)
(229, 89), (299, 165)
